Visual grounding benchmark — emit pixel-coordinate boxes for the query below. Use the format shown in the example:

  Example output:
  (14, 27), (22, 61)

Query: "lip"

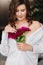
(18, 16), (23, 18)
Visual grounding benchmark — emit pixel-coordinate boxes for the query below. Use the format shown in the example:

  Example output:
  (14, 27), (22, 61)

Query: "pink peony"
(8, 27), (31, 39)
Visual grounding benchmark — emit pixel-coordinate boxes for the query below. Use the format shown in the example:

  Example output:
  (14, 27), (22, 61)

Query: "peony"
(8, 27), (31, 42)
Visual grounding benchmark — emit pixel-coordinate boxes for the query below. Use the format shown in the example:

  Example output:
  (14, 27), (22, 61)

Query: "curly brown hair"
(8, 0), (32, 28)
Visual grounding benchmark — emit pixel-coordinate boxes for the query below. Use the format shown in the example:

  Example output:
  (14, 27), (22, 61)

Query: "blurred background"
(0, 0), (11, 41)
(0, 0), (43, 65)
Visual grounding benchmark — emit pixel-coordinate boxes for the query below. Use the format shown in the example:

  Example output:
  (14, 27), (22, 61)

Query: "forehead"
(17, 4), (26, 10)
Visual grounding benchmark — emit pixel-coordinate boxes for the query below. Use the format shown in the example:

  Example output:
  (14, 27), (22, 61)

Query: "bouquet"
(8, 27), (31, 42)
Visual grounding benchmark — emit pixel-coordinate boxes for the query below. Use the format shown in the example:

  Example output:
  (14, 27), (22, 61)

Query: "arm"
(0, 24), (17, 56)
(17, 37), (43, 54)
(0, 31), (10, 56)
(32, 36), (43, 53)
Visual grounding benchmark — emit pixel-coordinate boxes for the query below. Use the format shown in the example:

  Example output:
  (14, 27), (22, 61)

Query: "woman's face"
(15, 4), (27, 21)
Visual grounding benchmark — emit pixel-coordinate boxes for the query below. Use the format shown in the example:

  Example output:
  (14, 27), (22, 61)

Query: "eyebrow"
(16, 8), (26, 11)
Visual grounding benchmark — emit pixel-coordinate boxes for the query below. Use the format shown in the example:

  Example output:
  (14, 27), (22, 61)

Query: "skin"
(16, 4), (27, 22)
(4, 4), (42, 51)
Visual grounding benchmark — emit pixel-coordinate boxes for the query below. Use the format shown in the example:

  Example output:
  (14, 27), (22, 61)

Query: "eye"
(21, 9), (26, 12)
(16, 9), (26, 12)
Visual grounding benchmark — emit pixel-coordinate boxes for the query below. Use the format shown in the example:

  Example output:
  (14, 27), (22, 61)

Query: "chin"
(17, 18), (24, 21)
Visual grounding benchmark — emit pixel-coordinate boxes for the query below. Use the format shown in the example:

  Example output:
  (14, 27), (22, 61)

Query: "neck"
(17, 19), (28, 24)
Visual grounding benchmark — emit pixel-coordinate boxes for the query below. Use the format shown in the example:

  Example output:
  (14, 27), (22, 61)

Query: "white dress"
(0, 25), (43, 65)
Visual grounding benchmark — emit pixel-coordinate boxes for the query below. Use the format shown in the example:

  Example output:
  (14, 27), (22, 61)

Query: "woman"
(0, 0), (43, 65)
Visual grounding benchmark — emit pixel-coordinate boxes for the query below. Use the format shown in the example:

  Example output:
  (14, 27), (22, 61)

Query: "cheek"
(23, 10), (27, 15)
(22, 11), (27, 17)
(16, 13), (18, 17)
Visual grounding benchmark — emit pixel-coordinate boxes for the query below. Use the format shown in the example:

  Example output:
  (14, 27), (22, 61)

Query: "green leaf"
(16, 36), (20, 42)
(16, 35), (25, 42)
(20, 36), (25, 42)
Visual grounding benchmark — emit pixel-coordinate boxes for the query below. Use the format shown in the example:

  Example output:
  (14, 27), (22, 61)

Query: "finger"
(18, 42), (23, 44)
(14, 30), (16, 32)
(18, 45), (22, 50)
(17, 44), (22, 48)
(17, 44), (23, 47)
(10, 29), (17, 33)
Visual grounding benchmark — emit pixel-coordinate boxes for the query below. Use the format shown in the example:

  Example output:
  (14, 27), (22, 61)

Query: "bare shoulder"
(29, 21), (42, 32)
(4, 24), (13, 31)
(33, 21), (42, 27)
(4, 24), (16, 33)
(5, 24), (11, 28)
(5, 24), (12, 29)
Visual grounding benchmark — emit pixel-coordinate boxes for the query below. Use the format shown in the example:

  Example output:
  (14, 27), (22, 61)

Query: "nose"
(18, 11), (22, 16)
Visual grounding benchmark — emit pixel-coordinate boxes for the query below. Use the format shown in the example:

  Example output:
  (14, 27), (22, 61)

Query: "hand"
(4, 24), (17, 33)
(17, 42), (33, 51)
